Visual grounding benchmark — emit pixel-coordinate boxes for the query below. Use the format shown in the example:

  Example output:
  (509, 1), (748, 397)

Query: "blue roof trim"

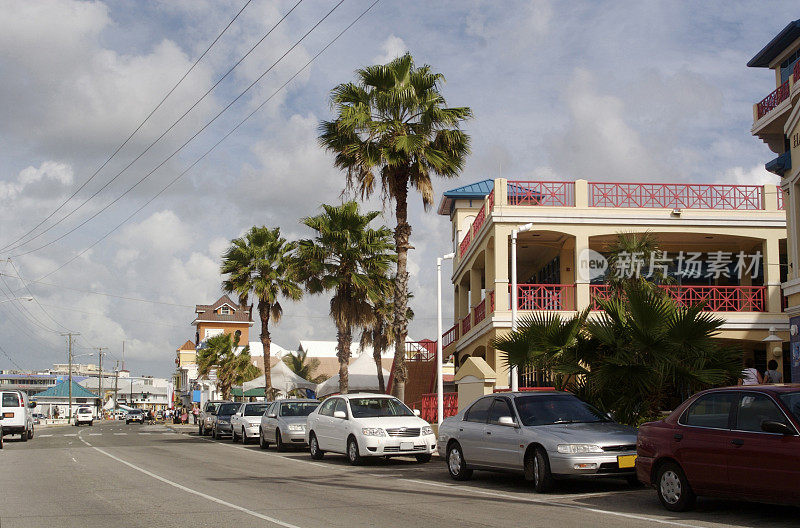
(748, 20), (800, 68)
(33, 380), (99, 399)
(442, 179), (494, 198)
(766, 151), (791, 175)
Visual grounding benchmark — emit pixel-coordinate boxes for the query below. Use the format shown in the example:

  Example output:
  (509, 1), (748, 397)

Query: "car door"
(674, 391), (738, 494)
(330, 399), (351, 453)
(458, 396), (493, 466)
(231, 404), (243, 432)
(482, 397), (523, 469)
(263, 403), (277, 441)
(727, 392), (800, 501)
(313, 399), (336, 449)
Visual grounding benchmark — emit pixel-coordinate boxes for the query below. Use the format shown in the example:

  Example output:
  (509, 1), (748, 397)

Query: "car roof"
(337, 393), (396, 400)
(274, 399), (320, 403)
(700, 384), (800, 396)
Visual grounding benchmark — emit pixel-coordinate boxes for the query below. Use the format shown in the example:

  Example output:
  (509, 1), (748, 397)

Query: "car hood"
(354, 416), (429, 429)
(525, 421), (637, 444)
(281, 416), (309, 425)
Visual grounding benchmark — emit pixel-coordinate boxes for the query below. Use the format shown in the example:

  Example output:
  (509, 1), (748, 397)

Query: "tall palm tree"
(319, 53), (472, 401)
(282, 349), (327, 384)
(297, 201), (394, 394)
(196, 332), (260, 400)
(604, 231), (673, 293)
(221, 226), (303, 396)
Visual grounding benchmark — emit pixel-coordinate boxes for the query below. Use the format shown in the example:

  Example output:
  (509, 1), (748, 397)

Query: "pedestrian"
(764, 359), (782, 383)
(192, 405), (199, 425)
(181, 408), (188, 424)
(739, 357), (763, 385)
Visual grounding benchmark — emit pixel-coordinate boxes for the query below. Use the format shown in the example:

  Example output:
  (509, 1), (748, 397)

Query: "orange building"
(192, 294), (253, 347)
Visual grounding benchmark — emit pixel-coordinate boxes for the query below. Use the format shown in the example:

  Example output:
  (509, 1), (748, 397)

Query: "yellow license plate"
(617, 455), (637, 469)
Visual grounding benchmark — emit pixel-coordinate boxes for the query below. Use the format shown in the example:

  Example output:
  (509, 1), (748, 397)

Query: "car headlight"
(421, 426), (433, 436)
(557, 444), (603, 454)
(219, 418), (230, 424)
(288, 424), (304, 431)
(361, 427), (386, 437)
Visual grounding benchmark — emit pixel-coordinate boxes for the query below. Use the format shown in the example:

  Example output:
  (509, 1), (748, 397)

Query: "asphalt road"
(1, 421), (797, 528)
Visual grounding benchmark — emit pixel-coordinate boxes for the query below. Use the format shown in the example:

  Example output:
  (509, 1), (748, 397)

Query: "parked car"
(212, 402), (240, 439)
(32, 413), (45, 424)
(438, 391), (638, 492)
(113, 409), (127, 420)
(260, 399), (320, 450)
(230, 402), (269, 444)
(199, 400), (226, 436)
(0, 389), (36, 441)
(637, 385), (800, 512)
(74, 407), (94, 426)
(306, 393), (436, 464)
(126, 409), (144, 424)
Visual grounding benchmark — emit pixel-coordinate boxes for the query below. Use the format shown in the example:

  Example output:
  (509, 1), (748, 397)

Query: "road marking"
(114, 433), (127, 436)
(77, 434), (302, 528)
(398, 478), (703, 528)
(39, 434), (52, 437)
(63, 434), (77, 437)
(138, 432), (151, 435)
(89, 433), (102, 436)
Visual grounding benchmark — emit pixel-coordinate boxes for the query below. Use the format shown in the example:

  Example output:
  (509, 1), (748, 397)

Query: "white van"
(0, 390), (36, 442)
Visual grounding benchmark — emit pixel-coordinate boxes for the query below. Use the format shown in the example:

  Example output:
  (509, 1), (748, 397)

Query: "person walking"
(740, 357), (763, 385)
(764, 359), (782, 384)
(192, 405), (199, 425)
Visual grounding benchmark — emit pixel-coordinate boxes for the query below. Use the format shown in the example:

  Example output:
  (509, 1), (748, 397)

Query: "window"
(735, 393), (788, 433)
(681, 392), (736, 429)
(2, 393), (21, 407)
(349, 398), (412, 418)
(204, 328), (223, 339)
(779, 391), (800, 424)
(244, 403), (267, 416)
(513, 393), (609, 426)
(280, 402), (319, 417)
(334, 399), (348, 418)
(318, 398), (336, 417)
(488, 398), (515, 424)
(219, 305), (232, 315)
(465, 397), (492, 423)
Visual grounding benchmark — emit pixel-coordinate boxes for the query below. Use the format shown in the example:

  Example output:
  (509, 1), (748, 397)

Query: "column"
(574, 232), (591, 311)
(470, 266), (483, 310)
(494, 225), (511, 312)
(763, 236), (782, 313)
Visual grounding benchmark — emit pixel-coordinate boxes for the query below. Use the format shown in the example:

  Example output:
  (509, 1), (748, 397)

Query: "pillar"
(764, 236), (782, 313)
(470, 266), (483, 309)
(494, 225), (511, 312)
(574, 232), (591, 311)
(575, 179), (589, 208)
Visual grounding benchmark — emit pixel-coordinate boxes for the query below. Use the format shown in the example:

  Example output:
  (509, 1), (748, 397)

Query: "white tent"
(316, 352), (390, 398)
(243, 359), (316, 397)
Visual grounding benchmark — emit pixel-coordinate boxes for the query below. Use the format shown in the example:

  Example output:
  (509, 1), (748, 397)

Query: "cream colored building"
(438, 178), (790, 389)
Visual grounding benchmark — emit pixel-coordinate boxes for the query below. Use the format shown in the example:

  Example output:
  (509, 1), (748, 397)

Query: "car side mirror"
(497, 416), (517, 427)
(333, 410), (347, 419)
(762, 420), (795, 435)
(267, 413), (277, 419)
(28, 401), (37, 408)
(413, 409), (421, 417)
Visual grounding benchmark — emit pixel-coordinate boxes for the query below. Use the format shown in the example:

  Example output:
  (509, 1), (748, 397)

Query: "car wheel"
(415, 454), (432, 463)
(198, 425), (203, 436)
(347, 437), (362, 466)
(309, 432), (324, 460)
(232, 428), (239, 443)
(275, 429), (285, 452)
(0, 432), (3, 449)
(447, 442), (473, 481)
(241, 428), (249, 445)
(526, 448), (554, 493)
(656, 462), (696, 512)
(28, 426), (34, 439)
(20, 428), (28, 442)
(259, 428), (270, 450)
(88, 421), (92, 427)
(213, 427), (219, 440)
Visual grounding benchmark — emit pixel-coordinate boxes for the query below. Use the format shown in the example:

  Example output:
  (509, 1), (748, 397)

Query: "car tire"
(309, 432), (324, 460)
(446, 442), (473, 481)
(347, 437), (362, 466)
(20, 428), (28, 442)
(212, 427), (219, 440)
(241, 428), (249, 445)
(198, 425), (203, 436)
(526, 448), (554, 493)
(259, 428), (270, 450)
(415, 454), (432, 463)
(656, 462), (696, 512)
(232, 428), (239, 443)
(0, 432), (3, 449)
(275, 429), (285, 452)
(28, 426), (34, 439)
(88, 422), (92, 427)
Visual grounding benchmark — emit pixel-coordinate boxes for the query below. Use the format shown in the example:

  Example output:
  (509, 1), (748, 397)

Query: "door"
(263, 402), (277, 441)
(727, 392), (800, 501)
(482, 397), (523, 469)
(674, 391), (738, 494)
(330, 399), (351, 453)
(313, 398), (337, 449)
(458, 396), (493, 465)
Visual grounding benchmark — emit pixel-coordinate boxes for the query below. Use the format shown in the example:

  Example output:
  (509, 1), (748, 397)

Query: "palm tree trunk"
(336, 326), (351, 394)
(391, 174), (411, 401)
(258, 299), (272, 398)
(374, 317), (386, 393)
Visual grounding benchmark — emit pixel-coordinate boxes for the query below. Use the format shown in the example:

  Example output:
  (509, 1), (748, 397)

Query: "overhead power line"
(0, 0), (256, 253)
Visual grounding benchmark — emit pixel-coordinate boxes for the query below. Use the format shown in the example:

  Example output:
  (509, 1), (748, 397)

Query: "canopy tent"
(238, 359), (316, 398)
(103, 400), (135, 411)
(316, 352), (390, 398)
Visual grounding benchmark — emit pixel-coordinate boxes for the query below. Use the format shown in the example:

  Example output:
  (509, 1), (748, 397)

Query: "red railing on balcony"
(419, 392), (458, 423)
(488, 188), (495, 212)
(442, 323), (459, 349)
(461, 313), (471, 334)
(472, 203), (486, 236)
(405, 340), (437, 361)
(489, 290), (495, 313)
(757, 80), (790, 119)
(508, 181), (575, 206)
(458, 228), (472, 258)
(473, 298), (486, 325)
(794, 61), (800, 83)
(514, 284), (576, 311)
(589, 182), (763, 210)
(778, 186), (785, 210)
(590, 284), (767, 312)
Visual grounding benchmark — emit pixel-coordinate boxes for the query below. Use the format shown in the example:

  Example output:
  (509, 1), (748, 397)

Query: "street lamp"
(510, 222), (534, 391)
(0, 296), (33, 304)
(437, 252), (455, 426)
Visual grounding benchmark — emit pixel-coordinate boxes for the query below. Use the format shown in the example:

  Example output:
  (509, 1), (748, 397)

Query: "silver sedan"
(259, 399), (320, 451)
(438, 391), (638, 492)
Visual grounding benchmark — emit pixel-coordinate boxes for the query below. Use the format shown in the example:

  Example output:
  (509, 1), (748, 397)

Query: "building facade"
(439, 178), (789, 389)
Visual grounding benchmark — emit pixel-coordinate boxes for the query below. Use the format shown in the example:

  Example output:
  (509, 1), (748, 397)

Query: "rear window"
(280, 402), (319, 417)
(78, 407), (91, 413)
(2, 393), (21, 407)
(244, 404), (268, 416)
(218, 403), (239, 415)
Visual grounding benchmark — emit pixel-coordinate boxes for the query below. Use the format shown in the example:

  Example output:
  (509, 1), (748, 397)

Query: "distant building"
(0, 371), (61, 397)
(32, 380), (100, 418)
(192, 294), (253, 346)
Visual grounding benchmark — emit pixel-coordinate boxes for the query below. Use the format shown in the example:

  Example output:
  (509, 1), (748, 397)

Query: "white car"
(74, 407), (93, 426)
(0, 390), (35, 441)
(230, 402), (269, 444)
(306, 393), (436, 465)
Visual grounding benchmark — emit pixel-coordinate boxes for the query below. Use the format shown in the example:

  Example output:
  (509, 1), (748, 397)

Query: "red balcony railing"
(588, 182), (763, 210)
(461, 313), (471, 335)
(488, 188), (495, 212)
(794, 61), (800, 83)
(590, 284), (766, 312)
(458, 228), (472, 258)
(508, 181), (575, 206)
(778, 186), (785, 210)
(514, 284), (576, 311)
(489, 290), (495, 313)
(473, 298), (486, 325)
(756, 80), (790, 119)
(405, 340), (437, 361)
(442, 323), (459, 349)
(459, 202), (488, 258)
(419, 392), (458, 423)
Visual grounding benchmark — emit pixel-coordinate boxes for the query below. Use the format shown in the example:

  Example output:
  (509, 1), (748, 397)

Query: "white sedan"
(230, 402), (268, 444)
(306, 393), (436, 465)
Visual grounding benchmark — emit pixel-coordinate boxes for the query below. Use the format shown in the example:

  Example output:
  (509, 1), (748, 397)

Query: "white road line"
(89, 433), (102, 436)
(63, 434), (77, 437)
(39, 434), (52, 437)
(114, 433), (127, 436)
(399, 478), (703, 528)
(77, 435), (302, 528)
(138, 432), (151, 435)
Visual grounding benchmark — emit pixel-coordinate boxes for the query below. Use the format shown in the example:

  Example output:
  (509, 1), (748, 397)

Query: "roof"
(33, 380), (98, 400)
(437, 179), (494, 215)
(298, 340), (384, 358)
(177, 340), (196, 351)
(748, 19), (800, 67)
(316, 353), (391, 397)
(192, 294), (252, 325)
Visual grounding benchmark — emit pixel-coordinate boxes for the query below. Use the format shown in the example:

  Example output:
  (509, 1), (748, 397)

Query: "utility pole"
(113, 360), (120, 414)
(97, 347), (107, 419)
(122, 340), (125, 371)
(61, 333), (80, 422)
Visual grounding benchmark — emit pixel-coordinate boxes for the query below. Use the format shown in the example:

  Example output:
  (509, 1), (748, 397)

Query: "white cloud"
(373, 35), (408, 64)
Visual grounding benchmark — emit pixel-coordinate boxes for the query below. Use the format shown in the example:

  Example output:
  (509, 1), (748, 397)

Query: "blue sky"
(0, 0), (792, 376)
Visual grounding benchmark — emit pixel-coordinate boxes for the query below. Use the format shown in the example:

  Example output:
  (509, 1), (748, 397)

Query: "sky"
(0, 0), (791, 377)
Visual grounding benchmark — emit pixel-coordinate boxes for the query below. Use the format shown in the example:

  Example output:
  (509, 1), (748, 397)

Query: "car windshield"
(217, 403), (239, 415)
(244, 404), (268, 416)
(779, 391), (800, 423)
(280, 402), (318, 417)
(514, 393), (611, 426)
(78, 407), (90, 413)
(349, 397), (414, 418)
(129, 410), (142, 415)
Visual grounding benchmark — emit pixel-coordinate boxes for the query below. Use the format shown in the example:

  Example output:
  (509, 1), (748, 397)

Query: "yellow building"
(749, 19), (800, 383)
(438, 178), (789, 389)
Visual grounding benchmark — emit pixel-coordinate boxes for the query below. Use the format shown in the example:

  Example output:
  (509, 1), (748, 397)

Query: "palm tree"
(297, 201), (394, 394)
(319, 53), (472, 401)
(604, 231), (673, 293)
(282, 349), (328, 384)
(221, 226), (303, 396)
(196, 332), (260, 400)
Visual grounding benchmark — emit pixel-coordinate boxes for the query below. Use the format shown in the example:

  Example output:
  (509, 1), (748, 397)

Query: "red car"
(637, 385), (800, 511)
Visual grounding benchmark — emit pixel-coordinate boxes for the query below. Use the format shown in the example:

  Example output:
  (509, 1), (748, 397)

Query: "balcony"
(589, 284), (766, 312)
(756, 80), (790, 120)
(587, 182), (763, 210)
(514, 284), (576, 311)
